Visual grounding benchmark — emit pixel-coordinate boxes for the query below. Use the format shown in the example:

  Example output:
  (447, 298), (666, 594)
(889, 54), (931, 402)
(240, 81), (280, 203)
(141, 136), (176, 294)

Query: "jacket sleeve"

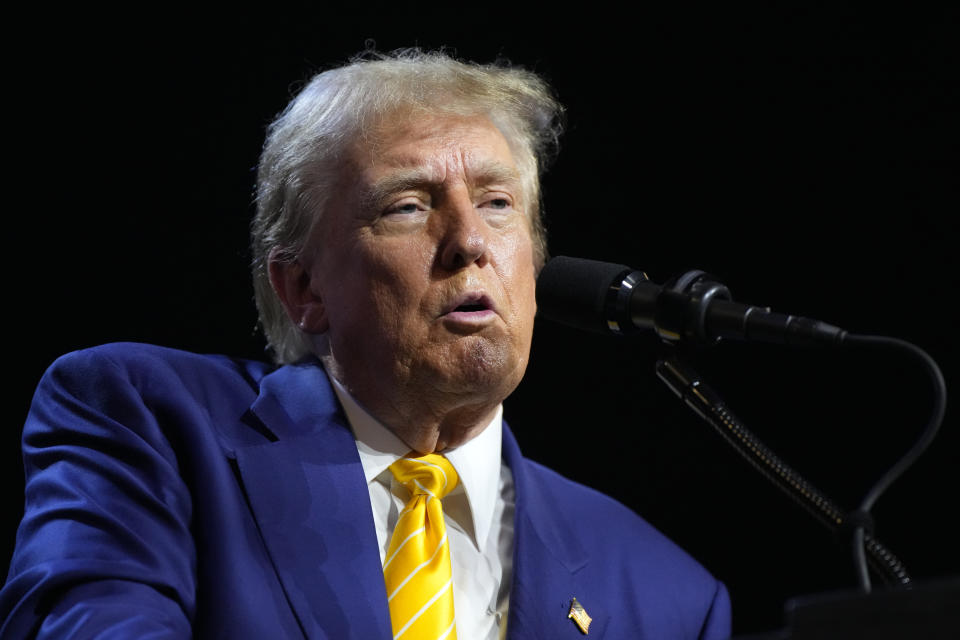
(1, 348), (196, 639)
(700, 579), (732, 640)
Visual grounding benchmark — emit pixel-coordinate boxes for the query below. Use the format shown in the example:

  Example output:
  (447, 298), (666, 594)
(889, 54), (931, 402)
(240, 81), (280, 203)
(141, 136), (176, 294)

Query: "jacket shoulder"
(521, 456), (724, 592)
(31, 342), (276, 450)
(522, 458), (695, 556)
(45, 342), (272, 389)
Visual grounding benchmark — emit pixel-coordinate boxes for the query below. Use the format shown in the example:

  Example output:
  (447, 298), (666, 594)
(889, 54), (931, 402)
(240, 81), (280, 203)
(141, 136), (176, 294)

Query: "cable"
(840, 333), (948, 591)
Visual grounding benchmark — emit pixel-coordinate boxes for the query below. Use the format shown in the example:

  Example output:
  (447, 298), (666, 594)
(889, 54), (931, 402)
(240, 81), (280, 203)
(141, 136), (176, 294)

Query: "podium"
(736, 577), (960, 639)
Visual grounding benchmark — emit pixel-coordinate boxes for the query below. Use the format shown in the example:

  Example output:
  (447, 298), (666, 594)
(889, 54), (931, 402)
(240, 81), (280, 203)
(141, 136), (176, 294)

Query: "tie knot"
(389, 453), (459, 500)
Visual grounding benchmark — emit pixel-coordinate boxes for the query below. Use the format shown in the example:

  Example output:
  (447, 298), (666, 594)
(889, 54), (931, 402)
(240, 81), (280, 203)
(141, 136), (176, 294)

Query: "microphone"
(536, 256), (847, 346)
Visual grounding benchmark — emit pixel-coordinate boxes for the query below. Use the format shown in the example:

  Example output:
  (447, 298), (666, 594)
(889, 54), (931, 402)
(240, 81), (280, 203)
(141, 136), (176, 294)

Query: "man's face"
(301, 113), (538, 421)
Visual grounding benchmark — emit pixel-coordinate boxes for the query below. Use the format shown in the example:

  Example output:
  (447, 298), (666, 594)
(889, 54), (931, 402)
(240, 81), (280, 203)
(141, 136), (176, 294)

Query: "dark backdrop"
(6, 4), (958, 636)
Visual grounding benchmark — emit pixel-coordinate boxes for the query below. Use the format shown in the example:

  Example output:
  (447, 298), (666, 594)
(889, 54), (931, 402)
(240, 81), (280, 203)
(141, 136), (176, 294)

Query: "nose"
(437, 194), (488, 271)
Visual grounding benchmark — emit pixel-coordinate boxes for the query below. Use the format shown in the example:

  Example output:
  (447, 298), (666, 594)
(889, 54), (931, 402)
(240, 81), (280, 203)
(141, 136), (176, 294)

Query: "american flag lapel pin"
(567, 597), (592, 634)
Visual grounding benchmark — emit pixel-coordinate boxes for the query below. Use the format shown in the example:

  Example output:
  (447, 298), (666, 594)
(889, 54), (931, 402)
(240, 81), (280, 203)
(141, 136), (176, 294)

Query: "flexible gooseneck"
(656, 350), (943, 591)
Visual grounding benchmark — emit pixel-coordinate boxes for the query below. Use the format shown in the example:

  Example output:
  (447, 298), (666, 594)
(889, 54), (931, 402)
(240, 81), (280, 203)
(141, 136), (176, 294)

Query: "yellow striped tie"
(383, 453), (459, 640)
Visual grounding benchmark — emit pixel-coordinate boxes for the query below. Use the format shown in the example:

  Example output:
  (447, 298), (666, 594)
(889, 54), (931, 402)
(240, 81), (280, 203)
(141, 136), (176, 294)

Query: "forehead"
(350, 112), (521, 182)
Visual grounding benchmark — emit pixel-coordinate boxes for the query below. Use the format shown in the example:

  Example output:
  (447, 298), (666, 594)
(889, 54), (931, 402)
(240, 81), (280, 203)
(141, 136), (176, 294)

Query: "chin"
(436, 339), (527, 399)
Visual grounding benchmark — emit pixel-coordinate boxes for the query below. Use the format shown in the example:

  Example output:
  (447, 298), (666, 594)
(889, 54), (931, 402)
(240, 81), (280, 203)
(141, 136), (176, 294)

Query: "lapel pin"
(567, 597), (592, 635)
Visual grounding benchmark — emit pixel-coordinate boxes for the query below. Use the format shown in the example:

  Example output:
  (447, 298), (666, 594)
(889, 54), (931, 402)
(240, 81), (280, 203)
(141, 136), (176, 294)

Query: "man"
(2, 51), (730, 639)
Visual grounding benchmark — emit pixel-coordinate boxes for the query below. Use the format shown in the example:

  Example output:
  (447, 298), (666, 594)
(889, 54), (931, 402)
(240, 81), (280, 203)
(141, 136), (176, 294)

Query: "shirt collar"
(327, 371), (503, 552)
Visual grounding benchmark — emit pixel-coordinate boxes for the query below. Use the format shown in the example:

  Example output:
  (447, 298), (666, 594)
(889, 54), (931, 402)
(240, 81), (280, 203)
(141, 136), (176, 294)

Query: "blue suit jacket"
(2, 343), (730, 639)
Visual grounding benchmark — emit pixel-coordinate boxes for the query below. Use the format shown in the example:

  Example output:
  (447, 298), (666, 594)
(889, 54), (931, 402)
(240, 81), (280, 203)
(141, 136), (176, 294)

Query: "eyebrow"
(360, 160), (523, 210)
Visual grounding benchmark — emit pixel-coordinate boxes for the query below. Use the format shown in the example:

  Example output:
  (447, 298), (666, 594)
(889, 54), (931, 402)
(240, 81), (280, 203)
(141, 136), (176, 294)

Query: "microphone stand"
(657, 345), (956, 639)
(648, 269), (947, 592)
(656, 356), (914, 588)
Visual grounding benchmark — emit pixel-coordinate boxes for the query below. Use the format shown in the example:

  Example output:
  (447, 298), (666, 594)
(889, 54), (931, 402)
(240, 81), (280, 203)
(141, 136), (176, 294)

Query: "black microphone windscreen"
(536, 256), (633, 333)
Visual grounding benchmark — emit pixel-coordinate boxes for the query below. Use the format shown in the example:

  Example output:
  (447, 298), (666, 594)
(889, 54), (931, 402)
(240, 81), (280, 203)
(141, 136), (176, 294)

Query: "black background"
(6, 4), (958, 636)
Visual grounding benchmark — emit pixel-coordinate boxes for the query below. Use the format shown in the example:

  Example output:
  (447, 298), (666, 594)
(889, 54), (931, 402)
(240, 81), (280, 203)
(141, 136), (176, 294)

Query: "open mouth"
(443, 293), (496, 318)
(455, 302), (489, 312)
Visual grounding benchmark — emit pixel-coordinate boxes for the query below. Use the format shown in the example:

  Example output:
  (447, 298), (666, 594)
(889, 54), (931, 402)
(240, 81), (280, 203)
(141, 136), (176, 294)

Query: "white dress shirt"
(328, 375), (514, 640)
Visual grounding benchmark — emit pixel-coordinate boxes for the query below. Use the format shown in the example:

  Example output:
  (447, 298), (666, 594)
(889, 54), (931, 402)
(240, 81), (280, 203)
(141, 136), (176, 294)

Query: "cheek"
(501, 234), (538, 327)
(359, 239), (435, 317)
(518, 275), (537, 341)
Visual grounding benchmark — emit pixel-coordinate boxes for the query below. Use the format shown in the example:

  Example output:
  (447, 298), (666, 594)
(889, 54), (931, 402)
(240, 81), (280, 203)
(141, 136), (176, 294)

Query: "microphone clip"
(656, 271), (733, 345)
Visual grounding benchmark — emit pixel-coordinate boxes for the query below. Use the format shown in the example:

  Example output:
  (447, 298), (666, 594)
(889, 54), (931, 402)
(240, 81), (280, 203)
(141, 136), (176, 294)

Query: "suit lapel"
(503, 425), (610, 639)
(235, 361), (392, 640)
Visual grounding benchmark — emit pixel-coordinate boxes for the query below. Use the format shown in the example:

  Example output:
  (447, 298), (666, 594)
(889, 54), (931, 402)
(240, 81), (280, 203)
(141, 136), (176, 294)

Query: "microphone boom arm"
(655, 355), (913, 588)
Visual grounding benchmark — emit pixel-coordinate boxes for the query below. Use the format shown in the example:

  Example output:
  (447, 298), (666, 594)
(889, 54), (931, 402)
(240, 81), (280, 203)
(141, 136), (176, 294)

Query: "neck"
(321, 352), (501, 454)
(392, 403), (500, 454)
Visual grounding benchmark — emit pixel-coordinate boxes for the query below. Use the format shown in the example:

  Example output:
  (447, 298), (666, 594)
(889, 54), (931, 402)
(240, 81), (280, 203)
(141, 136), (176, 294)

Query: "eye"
(480, 195), (513, 211)
(384, 199), (427, 216)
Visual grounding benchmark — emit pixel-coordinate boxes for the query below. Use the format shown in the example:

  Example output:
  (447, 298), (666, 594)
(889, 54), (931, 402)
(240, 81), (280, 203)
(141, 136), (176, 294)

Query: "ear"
(268, 252), (329, 334)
